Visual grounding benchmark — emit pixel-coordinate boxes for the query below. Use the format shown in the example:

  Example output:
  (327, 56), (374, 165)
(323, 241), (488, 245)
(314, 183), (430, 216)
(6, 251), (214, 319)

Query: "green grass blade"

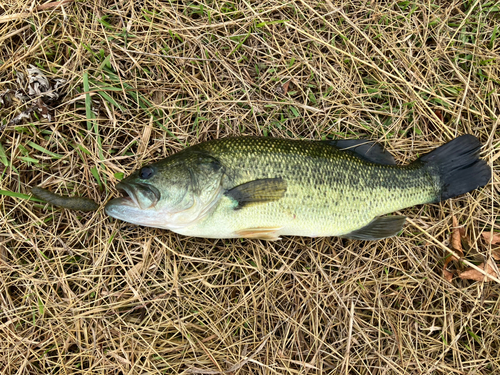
(0, 142), (9, 167)
(83, 71), (95, 130)
(27, 142), (63, 159)
(0, 190), (43, 202)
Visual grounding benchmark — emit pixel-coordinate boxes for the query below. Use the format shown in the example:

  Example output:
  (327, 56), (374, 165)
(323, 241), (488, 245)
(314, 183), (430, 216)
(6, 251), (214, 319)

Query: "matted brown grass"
(1, 0), (499, 374)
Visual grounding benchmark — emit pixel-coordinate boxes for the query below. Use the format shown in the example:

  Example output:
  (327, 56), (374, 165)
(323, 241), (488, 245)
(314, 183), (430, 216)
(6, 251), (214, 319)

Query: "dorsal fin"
(225, 178), (287, 210)
(323, 139), (396, 165)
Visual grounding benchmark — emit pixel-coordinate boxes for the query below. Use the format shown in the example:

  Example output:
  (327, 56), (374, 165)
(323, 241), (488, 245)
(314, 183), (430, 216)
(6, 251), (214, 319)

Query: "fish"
(104, 135), (491, 240)
(31, 186), (99, 212)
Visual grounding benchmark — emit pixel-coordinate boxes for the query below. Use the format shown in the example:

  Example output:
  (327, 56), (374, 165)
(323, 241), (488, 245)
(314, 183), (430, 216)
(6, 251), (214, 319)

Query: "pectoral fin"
(234, 227), (283, 241)
(342, 216), (406, 240)
(225, 178), (287, 210)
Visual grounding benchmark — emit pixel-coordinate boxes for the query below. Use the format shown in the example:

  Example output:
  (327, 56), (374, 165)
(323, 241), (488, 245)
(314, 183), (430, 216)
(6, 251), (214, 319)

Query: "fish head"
(105, 151), (225, 230)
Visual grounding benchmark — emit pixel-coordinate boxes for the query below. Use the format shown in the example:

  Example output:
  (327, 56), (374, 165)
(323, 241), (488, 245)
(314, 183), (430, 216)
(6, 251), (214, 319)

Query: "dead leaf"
(443, 216), (466, 281)
(443, 269), (454, 282)
(7, 107), (34, 126)
(492, 250), (500, 261)
(482, 231), (500, 245)
(28, 66), (52, 97)
(450, 216), (464, 259)
(434, 109), (444, 122)
(282, 81), (290, 95)
(0, 89), (12, 107)
(37, 97), (52, 121)
(7, 65), (65, 126)
(448, 216), (465, 263)
(459, 259), (499, 282)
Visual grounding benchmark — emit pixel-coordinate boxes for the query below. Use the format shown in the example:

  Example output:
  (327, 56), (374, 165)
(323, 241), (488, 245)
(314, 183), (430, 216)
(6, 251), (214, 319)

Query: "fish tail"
(418, 135), (491, 202)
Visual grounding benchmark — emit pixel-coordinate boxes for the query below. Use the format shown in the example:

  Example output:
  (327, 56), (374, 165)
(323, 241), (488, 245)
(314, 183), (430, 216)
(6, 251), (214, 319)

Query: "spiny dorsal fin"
(342, 215), (406, 240)
(225, 178), (287, 210)
(324, 139), (396, 165)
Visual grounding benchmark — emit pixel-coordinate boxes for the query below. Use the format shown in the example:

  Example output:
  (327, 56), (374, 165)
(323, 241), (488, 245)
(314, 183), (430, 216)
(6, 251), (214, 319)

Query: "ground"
(0, 0), (499, 374)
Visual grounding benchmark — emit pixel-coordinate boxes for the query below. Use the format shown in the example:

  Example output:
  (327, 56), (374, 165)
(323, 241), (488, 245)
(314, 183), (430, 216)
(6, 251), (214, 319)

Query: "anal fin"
(342, 216), (406, 240)
(234, 227), (283, 241)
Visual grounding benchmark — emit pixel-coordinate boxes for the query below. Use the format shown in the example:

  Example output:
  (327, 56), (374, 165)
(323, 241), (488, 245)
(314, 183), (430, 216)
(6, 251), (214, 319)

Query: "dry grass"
(1, 0), (499, 373)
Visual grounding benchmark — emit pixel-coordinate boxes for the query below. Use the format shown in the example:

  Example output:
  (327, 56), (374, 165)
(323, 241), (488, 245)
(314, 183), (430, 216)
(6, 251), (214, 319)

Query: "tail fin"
(419, 135), (491, 201)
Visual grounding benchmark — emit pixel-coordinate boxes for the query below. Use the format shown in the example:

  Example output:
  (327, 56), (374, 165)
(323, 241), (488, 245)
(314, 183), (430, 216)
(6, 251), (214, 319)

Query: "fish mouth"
(115, 181), (161, 210)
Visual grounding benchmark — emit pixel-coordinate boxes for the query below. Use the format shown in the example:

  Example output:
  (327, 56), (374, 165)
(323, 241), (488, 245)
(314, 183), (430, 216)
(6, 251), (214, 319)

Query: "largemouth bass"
(105, 135), (491, 240)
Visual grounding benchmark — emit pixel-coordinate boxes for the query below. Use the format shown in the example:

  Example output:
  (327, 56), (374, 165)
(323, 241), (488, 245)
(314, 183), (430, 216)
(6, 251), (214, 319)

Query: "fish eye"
(139, 166), (155, 179)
